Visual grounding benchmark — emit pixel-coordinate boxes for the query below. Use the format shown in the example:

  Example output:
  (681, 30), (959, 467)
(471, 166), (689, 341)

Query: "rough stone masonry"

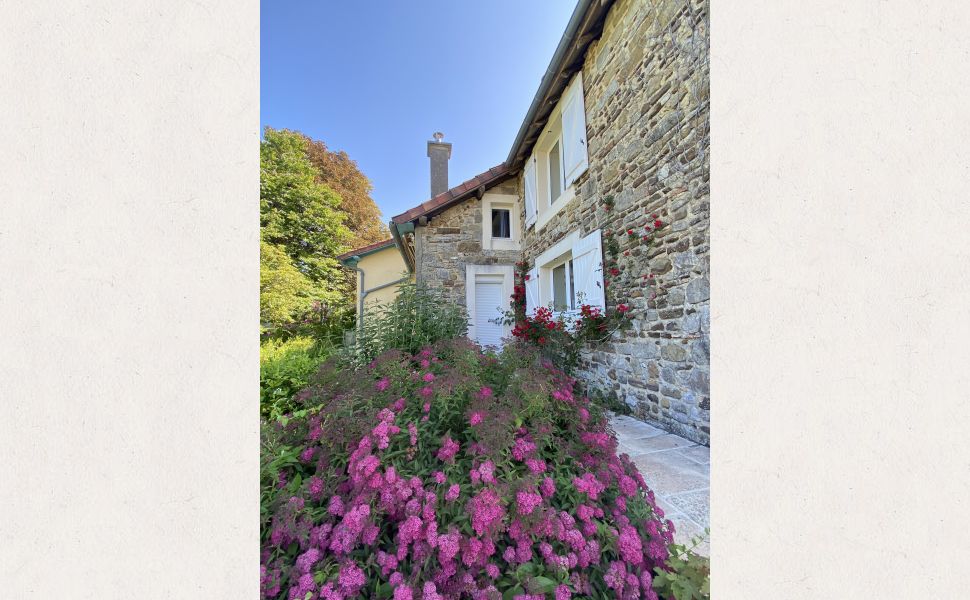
(411, 0), (710, 445)
(520, 0), (710, 444)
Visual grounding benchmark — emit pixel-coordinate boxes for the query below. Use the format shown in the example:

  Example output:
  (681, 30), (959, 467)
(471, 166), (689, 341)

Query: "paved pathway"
(610, 414), (710, 556)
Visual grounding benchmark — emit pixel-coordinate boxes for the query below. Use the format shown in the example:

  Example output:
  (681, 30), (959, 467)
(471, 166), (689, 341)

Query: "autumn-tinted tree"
(260, 127), (353, 327)
(302, 134), (389, 247)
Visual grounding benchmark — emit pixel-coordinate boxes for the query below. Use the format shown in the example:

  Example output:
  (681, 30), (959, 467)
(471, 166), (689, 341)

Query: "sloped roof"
(391, 163), (511, 224)
(336, 238), (396, 261)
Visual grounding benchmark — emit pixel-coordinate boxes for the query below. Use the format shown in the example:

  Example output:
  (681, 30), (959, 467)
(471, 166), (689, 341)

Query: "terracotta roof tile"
(336, 238), (396, 261)
(391, 162), (512, 224)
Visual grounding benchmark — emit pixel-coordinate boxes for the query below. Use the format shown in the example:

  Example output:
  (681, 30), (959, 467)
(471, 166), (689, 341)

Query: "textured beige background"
(713, 1), (970, 597)
(2, 1), (970, 598)
(0, 1), (258, 597)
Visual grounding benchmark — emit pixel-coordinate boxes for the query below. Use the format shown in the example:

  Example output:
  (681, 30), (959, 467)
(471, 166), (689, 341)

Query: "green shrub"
(344, 283), (468, 366)
(260, 336), (332, 419)
(652, 538), (710, 600)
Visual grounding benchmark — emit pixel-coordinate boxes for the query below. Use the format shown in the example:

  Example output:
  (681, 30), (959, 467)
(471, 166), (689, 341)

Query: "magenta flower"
(617, 524), (644, 565)
(478, 386), (493, 399)
(376, 377), (390, 392)
(526, 458), (546, 474)
(516, 490), (543, 515)
(423, 581), (442, 600)
(436, 437), (459, 462)
(445, 484), (460, 502)
(338, 561), (365, 595)
(469, 487), (506, 536)
(307, 476), (324, 497)
(469, 411), (484, 426)
(422, 372), (435, 382)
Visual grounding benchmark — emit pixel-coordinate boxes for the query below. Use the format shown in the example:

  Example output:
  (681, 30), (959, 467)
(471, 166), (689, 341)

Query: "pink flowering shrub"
(261, 339), (688, 599)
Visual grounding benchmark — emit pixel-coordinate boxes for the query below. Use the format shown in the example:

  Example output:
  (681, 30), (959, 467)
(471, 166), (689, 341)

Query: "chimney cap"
(432, 132), (445, 143)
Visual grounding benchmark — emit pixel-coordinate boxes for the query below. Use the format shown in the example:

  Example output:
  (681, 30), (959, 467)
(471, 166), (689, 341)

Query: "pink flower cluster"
(261, 342), (676, 600)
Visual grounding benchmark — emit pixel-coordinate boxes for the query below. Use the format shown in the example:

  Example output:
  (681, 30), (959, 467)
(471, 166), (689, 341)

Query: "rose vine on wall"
(504, 194), (666, 371)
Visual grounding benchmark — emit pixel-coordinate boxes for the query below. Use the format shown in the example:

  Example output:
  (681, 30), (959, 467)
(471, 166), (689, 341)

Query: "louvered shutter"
(523, 153), (537, 229)
(561, 71), (589, 188)
(571, 229), (605, 310)
(524, 267), (539, 316)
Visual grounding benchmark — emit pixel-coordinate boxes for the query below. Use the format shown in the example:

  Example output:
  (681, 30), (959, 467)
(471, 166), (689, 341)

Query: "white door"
(473, 275), (506, 348)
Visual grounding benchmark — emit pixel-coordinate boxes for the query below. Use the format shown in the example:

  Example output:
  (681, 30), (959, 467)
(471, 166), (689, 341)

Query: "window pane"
(549, 141), (562, 203)
(568, 258), (575, 309)
(552, 263), (567, 311)
(491, 209), (511, 238)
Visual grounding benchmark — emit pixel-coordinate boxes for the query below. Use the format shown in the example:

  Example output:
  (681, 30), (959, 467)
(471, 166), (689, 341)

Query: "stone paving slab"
(624, 433), (698, 456)
(610, 414), (710, 556)
(676, 445), (710, 465)
(610, 414), (667, 440)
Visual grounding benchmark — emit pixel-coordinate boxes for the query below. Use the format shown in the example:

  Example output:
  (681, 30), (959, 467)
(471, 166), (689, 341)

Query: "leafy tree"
(260, 240), (318, 325)
(260, 127), (353, 327)
(302, 134), (389, 246)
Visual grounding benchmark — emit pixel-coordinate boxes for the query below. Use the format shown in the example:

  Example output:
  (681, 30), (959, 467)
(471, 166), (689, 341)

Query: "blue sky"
(261, 1), (575, 224)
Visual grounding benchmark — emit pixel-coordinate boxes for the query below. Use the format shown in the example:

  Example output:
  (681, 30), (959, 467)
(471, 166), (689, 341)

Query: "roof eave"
(505, 0), (614, 170)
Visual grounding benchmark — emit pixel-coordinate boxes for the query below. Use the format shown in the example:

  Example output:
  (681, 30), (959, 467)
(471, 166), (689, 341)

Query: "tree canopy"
(302, 134), (389, 247)
(260, 127), (353, 327)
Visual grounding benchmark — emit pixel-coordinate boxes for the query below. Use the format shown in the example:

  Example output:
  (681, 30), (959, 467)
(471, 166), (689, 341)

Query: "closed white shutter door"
(561, 71), (589, 188)
(571, 229), (605, 310)
(523, 153), (537, 229)
(474, 277), (506, 348)
(524, 267), (539, 316)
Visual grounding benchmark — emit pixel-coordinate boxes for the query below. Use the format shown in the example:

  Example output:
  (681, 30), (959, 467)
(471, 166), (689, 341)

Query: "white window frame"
(548, 255), (577, 312)
(534, 230), (582, 320)
(481, 193), (521, 251)
(465, 264), (514, 347)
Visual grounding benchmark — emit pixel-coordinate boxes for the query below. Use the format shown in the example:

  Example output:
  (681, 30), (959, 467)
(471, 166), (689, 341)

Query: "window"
(491, 209), (511, 239)
(481, 193), (520, 251)
(525, 229), (605, 319)
(551, 258), (575, 311)
(523, 71), (589, 232)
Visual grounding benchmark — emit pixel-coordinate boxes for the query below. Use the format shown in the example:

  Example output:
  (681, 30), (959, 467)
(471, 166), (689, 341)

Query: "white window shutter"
(571, 229), (605, 310)
(524, 267), (539, 316)
(523, 153), (537, 228)
(561, 71), (589, 188)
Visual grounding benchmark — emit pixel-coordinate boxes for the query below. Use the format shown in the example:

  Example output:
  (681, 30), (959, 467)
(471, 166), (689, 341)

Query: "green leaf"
(531, 576), (557, 593)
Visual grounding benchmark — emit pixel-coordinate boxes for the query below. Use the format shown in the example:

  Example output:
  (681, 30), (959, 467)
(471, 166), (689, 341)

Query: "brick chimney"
(426, 132), (451, 197)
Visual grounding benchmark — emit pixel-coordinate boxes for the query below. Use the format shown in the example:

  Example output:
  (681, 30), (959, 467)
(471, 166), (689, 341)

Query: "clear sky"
(261, 1), (575, 225)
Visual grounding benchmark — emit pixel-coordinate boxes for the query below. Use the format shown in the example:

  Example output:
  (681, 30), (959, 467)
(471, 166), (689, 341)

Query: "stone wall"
(520, 0), (710, 444)
(414, 181), (520, 308)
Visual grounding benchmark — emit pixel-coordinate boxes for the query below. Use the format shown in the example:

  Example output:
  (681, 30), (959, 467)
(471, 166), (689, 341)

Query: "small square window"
(491, 209), (511, 239)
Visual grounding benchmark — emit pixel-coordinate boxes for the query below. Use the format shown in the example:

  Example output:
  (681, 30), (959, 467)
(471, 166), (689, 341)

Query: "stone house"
(379, 0), (709, 444)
